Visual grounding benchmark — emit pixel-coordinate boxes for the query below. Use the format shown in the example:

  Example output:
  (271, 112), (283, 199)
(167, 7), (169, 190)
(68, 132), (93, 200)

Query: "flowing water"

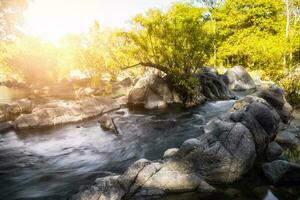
(0, 100), (235, 200)
(0, 87), (299, 200)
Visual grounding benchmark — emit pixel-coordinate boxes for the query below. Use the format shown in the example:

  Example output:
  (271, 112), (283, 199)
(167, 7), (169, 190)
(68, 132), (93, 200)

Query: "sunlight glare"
(23, 0), (177, 42)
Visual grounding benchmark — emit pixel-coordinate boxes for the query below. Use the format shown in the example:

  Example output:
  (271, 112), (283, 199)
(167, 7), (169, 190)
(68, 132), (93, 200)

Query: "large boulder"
(255, 85), (293, 123)
(73, 95), (281, 200)
(14, 97), (120, 129)
(262, 160), (300, 185)
(99, 113), (114, 131)
(230, 95), (281, 154)
(222, 66), (256, 91)
(0, 99), (33, 121)
(275, 127), (300, 147)
(265, 141), (283, 162)
(128, 74), (182, 109)
(197, 67), (233, 100)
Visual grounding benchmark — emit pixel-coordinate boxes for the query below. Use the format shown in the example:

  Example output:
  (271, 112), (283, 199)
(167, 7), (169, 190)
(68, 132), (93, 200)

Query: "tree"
(0, 0), (28, 40)
(4, 35), (60, 85)
(121, 3), (212, 98)
(284, 0), (300, 68)
(193, 0), (223, 66)
(214, 0), (286, 77)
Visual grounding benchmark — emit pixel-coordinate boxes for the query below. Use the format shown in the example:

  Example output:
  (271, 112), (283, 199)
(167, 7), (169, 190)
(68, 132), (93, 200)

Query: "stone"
(0, 99), (32, 121)
(230, 96), (281, 154)
(275, 130), (300, 147)
(14, 97), (120, 129)
(73, 91), (282, 199)
(128, 74), (181, 109)
(222, 66), (256, 91)
(163, 148), (178, 159)
(99, 113), (115, 132)
(197, 68), (233, 100)
(256, 85), (293, 123)
(262, 160), (300, 185)
(265, 141), (283, 162)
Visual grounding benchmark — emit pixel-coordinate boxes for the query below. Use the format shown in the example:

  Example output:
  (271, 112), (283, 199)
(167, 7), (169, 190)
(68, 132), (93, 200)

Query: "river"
(0, 87), (299, 200)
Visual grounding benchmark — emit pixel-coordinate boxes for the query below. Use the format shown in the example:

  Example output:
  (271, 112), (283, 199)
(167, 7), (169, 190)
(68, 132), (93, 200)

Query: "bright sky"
(23, 0), (179, 42)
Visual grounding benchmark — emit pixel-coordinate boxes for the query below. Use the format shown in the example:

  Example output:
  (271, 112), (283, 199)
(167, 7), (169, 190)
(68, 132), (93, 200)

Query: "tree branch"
(121, 62), (168, 74)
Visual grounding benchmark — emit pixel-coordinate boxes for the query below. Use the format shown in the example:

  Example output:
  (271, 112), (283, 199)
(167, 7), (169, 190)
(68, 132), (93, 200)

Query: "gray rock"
(222, 66), (256, 91)
(256, 85), (293, 123)
(14, 97), (120, 129)
(163, 148), (178, 159)
(230, 96), (281, 154)
(265, 142), (283, 162)
(128, 74), (182, 110)
(197, 67), (233, 100)
(99, 114), (115, 132)
(275, 130), (300, 147)
(0, 99), (33, 121)
(262, 160), (300, 185)
(74, 93), (282, 199)
(177, 119), (257, 183)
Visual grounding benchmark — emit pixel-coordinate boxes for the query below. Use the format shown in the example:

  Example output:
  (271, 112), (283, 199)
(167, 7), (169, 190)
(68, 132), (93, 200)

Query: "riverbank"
(0, 66), (299, 200)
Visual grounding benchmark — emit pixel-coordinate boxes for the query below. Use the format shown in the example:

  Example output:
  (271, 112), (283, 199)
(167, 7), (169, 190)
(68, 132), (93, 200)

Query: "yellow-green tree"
(121, 3), (212, 98)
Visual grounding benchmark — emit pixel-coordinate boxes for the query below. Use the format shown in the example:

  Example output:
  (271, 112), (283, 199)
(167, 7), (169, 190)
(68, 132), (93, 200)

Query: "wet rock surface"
(0, 99), (33, 122)
(128, 74), (183, 110)
(197, 67), (233, 101)
(73, 94), (282, 200)
(14, 97), (120, 129)
(262, 160), (300, 185)
(128, 71), (234, 110)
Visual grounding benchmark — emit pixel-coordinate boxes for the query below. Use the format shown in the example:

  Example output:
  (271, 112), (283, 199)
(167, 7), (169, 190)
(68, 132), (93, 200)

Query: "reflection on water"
(0, 86), (30, 104)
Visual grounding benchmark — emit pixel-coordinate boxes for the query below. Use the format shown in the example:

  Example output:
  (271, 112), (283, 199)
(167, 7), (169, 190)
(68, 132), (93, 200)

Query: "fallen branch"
(111, 117), (120, 135)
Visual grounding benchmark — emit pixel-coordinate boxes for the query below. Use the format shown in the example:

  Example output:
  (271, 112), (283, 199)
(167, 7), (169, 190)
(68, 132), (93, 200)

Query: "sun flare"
(22, 0), (176, 42)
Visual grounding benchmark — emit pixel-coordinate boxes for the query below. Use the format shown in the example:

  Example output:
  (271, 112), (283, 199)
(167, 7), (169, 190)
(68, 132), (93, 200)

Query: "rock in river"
(0, 99), (33, 122)
(73, 94), (282, 200)
(128, 74), (183, 110)
(14, 97), (120, 129)
(255, 84), (293, 123)
(197, 67), (233, 100)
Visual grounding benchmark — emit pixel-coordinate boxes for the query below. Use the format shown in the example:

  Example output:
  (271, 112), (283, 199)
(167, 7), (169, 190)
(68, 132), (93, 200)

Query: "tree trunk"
(284, 0), (290, 69)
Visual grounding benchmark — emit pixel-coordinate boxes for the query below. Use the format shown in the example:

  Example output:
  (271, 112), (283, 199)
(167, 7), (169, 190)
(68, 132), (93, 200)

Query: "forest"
(0, 0), (299, 104)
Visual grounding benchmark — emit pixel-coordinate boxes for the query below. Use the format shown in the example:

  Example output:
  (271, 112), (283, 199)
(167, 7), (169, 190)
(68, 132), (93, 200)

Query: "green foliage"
(212, 0), (300, 103)
(121, 3), (211, 97)
(215, 0), (286, 68)
(0, 0), (299, 103)
(279, 69), (300, 105)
